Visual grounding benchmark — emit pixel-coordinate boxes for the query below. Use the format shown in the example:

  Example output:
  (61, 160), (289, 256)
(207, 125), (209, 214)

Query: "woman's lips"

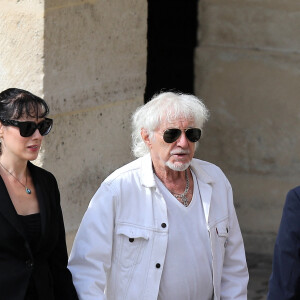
(27, 145), (39, 151)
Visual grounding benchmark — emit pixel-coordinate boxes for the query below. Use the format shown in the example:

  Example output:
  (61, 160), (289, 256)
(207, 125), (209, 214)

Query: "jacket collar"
(189, 160), (214, 224)
(27, 162), (47, 237)
(139, 153), (214, 186)
(139, 154), (156, 188)
(139, 154), (214, 224)
(0, 174), (25, 237)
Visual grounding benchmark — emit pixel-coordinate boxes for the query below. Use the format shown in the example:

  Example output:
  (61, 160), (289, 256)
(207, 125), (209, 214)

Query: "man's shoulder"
(191, 158), (226, 180)
(192, 158), (220, 169)
(28, 161), (56, 182)
(104, 157), (142, 185)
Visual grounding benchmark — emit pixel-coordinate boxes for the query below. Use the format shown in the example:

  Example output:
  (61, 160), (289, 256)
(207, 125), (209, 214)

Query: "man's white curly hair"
(131, 91), (209, 158)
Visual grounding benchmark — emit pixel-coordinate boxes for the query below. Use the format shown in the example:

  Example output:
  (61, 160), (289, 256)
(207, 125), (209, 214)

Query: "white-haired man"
(68, 92), (249, 300)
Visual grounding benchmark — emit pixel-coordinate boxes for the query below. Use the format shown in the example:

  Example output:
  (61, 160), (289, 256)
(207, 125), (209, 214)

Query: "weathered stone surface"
(195, 48), (300, 176)
(44, 0), (146, 114)
(42, 97), (141, 232)
(196, 0), (300, 255)
(42, 0), (147, 241)
(199, 0), (300, 51)
(0, 2), (44, 94)
(3, 0), (296, 257)
(0, 0), (147, 250)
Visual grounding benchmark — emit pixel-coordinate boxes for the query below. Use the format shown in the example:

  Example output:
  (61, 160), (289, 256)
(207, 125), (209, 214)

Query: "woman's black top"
(18, 213), (41, 300)
(0, 162), (78, 300)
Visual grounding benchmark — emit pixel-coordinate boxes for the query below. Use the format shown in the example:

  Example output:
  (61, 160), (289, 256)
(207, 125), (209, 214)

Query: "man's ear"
(141, 128), (152, 148)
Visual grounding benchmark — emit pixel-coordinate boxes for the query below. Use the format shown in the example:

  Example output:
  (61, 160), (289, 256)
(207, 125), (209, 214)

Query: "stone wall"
(0, 1), (44, 94)
(0, 0), (147, 251)
(195, 0), (300, 254)
(2, 0), (297, 256)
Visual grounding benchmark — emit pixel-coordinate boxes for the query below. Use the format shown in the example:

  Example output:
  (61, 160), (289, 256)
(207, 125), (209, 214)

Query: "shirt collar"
(140, 154), (156, 188)
(139, 153), (214, 187)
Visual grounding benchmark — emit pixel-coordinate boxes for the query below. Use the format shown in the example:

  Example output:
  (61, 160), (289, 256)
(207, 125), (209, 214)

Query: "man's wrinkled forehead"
(157, 114), (195, 131)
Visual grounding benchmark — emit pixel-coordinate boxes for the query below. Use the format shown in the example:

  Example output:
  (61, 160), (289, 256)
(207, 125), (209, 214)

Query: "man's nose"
(176, 131), (189, 147)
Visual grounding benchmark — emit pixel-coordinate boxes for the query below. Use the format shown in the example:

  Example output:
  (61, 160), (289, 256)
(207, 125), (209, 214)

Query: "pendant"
(26, 187), (32, 194)
(181, 195), (189, 207)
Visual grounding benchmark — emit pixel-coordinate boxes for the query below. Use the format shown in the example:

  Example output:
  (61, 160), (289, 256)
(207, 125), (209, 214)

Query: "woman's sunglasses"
(163, 128), (201, 143)
(0, 118), (53, 137)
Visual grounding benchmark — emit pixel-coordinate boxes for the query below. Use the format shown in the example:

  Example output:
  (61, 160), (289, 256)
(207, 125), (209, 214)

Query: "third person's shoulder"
(286, 186), (300, 205)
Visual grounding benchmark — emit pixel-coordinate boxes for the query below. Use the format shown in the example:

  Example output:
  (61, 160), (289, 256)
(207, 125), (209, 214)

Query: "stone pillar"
(0, 1), (44, 94)
(0, 0), (147, 251)
(195, 0), (300, 254)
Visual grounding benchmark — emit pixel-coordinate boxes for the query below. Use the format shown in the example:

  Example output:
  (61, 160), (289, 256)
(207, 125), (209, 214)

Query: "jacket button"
(129, 238), (134, 243)
(156, 263), (161, 268)
(26, 259), (34, 269)
(161, 223), (167, 228)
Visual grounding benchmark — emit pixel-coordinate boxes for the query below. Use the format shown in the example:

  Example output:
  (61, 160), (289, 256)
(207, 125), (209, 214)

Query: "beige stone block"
(227, 173), (298, 232)
(0, 0), (147, 257)
(195, 47), (300, 176)
(66, 229), (77, 254)
(40, 97), (142, 232)
(243, 232), (276, 255)
(0, 2), (44, 93)
(199, 0), (300, 51)
(44, 0), (147, 114)
(194, 46), (300, 254)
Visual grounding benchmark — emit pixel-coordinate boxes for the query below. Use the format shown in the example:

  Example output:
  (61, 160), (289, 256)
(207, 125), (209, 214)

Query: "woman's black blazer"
(0, 162), (78, 300)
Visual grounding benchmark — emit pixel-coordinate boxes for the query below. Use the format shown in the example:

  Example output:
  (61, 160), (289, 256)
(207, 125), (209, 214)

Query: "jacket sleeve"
(220, 181), (249, 300)
(68, 182), (115, 300)
(48, 175), (79, 300)
(267, 187), (300, 300)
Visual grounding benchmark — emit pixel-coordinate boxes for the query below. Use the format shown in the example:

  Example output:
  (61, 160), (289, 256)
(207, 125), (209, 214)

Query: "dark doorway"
(145, 0), (198, 102)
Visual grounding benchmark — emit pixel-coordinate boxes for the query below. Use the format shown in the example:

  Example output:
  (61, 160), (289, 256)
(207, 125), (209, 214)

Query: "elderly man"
(68, 92), (249, 300)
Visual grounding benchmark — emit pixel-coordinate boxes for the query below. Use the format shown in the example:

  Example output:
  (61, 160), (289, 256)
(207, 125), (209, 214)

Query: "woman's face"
(0, 115), (45, 163)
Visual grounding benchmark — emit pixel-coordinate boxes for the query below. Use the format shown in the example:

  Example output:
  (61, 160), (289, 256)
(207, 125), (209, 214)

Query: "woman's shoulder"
(28, 162), (57, 183)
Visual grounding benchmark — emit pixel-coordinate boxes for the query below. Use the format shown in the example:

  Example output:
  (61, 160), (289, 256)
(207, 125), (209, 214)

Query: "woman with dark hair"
(0, 88), (78, 299)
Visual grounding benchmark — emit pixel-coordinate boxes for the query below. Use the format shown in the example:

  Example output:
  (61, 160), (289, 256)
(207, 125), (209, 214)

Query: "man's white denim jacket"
(68, 154), (249, 300)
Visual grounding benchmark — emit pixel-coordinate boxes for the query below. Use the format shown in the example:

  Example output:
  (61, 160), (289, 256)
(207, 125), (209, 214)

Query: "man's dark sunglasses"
(163, 128), (201, 143)
(0, 118), (53, 137)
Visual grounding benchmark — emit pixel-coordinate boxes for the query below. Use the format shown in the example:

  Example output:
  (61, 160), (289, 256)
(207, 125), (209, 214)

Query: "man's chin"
(165, 161), (191, 171)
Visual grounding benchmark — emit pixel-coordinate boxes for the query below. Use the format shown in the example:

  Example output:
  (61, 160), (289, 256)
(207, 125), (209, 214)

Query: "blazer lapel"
(190, 160), (214, 226)
(0, 176), (27, 240)
(197, 179), (212, 225)
(28, 163), (47, 246)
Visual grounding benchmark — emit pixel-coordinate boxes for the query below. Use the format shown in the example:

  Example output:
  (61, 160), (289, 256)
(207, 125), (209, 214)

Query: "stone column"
(195, 0), (300, 254)
(0, 1), (44, 94)
(0, 0), (147, 251)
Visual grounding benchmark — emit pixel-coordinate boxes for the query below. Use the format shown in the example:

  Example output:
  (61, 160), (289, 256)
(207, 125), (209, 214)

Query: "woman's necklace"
(0, 162), (31, 194)
(172, 169), (190, 207)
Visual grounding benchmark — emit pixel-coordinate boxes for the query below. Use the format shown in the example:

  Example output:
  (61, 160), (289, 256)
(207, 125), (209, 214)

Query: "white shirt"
(155, 170), (213, 300)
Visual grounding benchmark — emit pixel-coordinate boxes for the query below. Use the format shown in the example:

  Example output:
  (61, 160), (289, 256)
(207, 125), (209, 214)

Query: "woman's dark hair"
(0, 88), (49, 120)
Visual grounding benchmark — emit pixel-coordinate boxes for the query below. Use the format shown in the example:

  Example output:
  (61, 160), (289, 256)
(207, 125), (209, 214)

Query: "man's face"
(144, 116), (197, 173)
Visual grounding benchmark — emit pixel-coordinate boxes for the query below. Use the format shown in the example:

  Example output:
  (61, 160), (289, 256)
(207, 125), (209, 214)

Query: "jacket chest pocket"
(214, 219), (229, 250)
(114, 225), (150, 268)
